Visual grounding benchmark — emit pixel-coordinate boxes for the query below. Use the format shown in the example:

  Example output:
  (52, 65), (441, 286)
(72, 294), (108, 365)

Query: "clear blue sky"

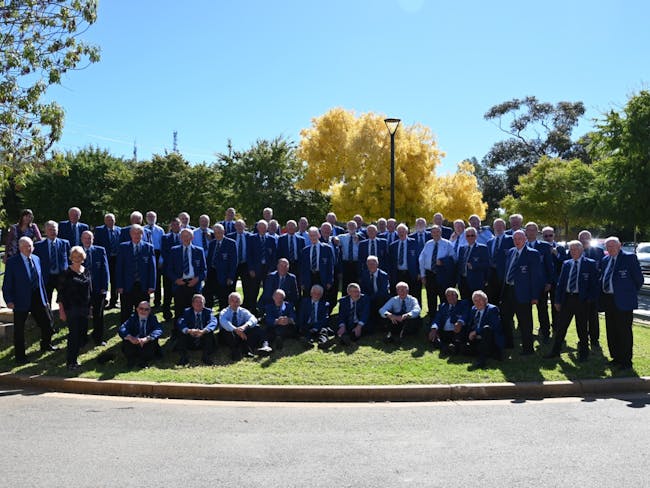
(49, 0), (650, 174)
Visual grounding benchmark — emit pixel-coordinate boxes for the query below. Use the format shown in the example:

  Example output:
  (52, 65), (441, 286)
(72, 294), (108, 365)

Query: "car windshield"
(637, 245), (650, 254)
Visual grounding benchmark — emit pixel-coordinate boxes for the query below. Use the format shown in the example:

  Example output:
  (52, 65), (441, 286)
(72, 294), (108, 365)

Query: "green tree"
(483, 96), (587, 194)
(0, 0), (100, 177)
(218, 137), (330, 225)
(500, 157), (596, 238)
(468, 157), (507, 221)
(588, 90), (650, 235)
(20, 146), (131, 226)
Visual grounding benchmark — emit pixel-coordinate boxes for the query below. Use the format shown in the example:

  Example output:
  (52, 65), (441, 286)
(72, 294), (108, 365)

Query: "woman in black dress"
(58, 246), (92, 370)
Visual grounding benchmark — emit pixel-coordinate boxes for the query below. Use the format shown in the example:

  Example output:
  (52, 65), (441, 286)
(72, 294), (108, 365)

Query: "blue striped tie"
(568, 260), (579, 293)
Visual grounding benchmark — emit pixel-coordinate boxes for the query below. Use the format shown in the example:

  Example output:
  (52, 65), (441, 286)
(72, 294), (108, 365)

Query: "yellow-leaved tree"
(433, 161), (487, 221)
(298, 108), (442, 223)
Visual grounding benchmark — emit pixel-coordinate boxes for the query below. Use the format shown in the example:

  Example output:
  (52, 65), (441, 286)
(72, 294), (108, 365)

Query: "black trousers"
(153, 250), (162, 306)
(466, 327), (497, 363)
(45, 273), (62, 305)
(341, 261), (360, 292)
(162, 274), (173, 313)
(425, 271), (447, 317)
(500, 285), (534, 353)
(392, 270), (417, 296)
(303, 271), (322, 298)
(121, 340), (159, 365)
(388, 317), (422, 337)
(173, 284), (199, 326)
(204, 271), (233, 312)
(178, 331), (216, 357)
(264, 323), (298, 343)
(325, 273), (339, 314)
(222, 327), (265, 354)
(66, 309), (88, 366)
(534, 288), (551, 337)
(120, 282), (150, 324)
(238, 263), (257, 312)
(437, 329), (466, 352)
(13, 291), (54, 361)
(602, 294), (633, 367)
(107, 255), (118, 305)
(586, 301), (600, 346)
(551, 294), (589, 354)
(486, 268), (503, 306)
(86, 293), (106, 344)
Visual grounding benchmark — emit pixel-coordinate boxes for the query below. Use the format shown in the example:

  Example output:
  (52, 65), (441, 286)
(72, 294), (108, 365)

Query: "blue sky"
(49, 0), (650, 174)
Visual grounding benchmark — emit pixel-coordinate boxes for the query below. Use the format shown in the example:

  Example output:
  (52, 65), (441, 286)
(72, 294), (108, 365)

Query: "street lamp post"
(384, 118), (401, 219)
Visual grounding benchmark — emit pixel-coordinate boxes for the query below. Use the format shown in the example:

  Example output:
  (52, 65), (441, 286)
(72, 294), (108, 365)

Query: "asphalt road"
(0, 390), (648, 487)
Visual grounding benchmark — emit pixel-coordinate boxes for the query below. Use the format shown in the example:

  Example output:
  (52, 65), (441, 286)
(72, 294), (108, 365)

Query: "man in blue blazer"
(525, 222), (556, 342)
(2, 237), (56, 364)
(94, 213), (121, 309)
(456, 227), (490, 300)
(58, 206), (89, 248)
(296, 284), (331, 347)
(542, 226), (568, 337)
(116, 224), (157, 324)
(360, 256), (391, 332)
(410, 218), (431, 255)
(388, 224), (420, 297)
(544, 240), (599, 362)
(486, 219), (514, 306)
(261, 289), (297, 349)
(276, 220), (306, 281)
(33, 220), (71, 305)
(358, 225), (388, 272)
(418, 225), (457, 315)
(433, 213), (453, 240)
(166, 228), (207, 328)
(246, 219), (277, 314)
(176, 294), (218, 366)
(118, 301), (163, 368)
(335, 283), (371, 346)
(500, 230), (543, 355)
(599, 237), (643, 370)
(300, 227), (335, 299)
(204, 224), (237, 310)
(160, 217), (182, 320)
(338, 220), (363, 291)
(466, 290), (504, 368)
(219, 207), (237, 235)
(579, 230), (606, 350)
(81, 231), (110, 346)
(258, 258), (299, 309)
(119, 211), (152, 244)
(228, 219), (255, 311)
(427, 287), (470, 354)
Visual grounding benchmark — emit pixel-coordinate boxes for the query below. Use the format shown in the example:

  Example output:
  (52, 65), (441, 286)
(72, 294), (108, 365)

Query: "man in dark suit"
(145, 211), (165, 308)
(505, 213), (523, 236)
(456, 227), (489, 300)
(228, 219), (254, 310)
(600, 237), (643, 370)
(579, 229), (605, 351)
(176, 294), (218, 366)
(300, 227), (335, 299)
(419, 225), (457, 315)
(160, 217), (182, 320)
(544, 240), (599, 362)
(359, 256), (390, 332)
(246, 219), (277, 313)
(433, 212), (453, 240)
(542, 226), (568, 336)
(178, 211), (194, 230)
(260, 289), (297, 350)
(319, 222), (341, 312)
(167, 228), (207, 328)
(427, 287), (469, 354)
(500, 230), (543, 355)
(338, 220), (363, 291)
(58, 206), (89, 248)
(276, 219), (306, 280)
(219, 207), (237, 235)
(486, 218), (514, 306)
(466, 290), (504, 369)
(468, 214), (494, 245)
(388, 224), (420, 297)
(204, 223), (237, 310)
(358, 224), (388, 272)
(325, 212), (346, 236)
(334, 283), (370, 346)
(410, 218), (430, 257)
(118, 301), (163, 368)
(296, 284), (331, 348)
(81, 231), (110, 346)
(94, 213), (121, 309)
(2, 237), (56, 364)
(33, 220), (70, 305)
(116, 224), (157, 324)
(525, 222), (556, 342)
(119, 211), (152, 244)
(352, 214), (368, 238)
(379, 218), (398, 245)
(258, 258), (299, 309)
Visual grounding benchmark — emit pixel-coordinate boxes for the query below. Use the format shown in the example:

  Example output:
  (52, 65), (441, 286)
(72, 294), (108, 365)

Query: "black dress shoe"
(15, 357), (29, 366)
(201, 355), (213, 366)
(607, 359), (620, 366)
(339, 334), (352, 346)
(543, 351), (560, 359)
(469, 360), (486, 370)
(177, 356), (189, 366)
(617, 362), (633, 371)
(41, 344), (59, 352)
(67, 362), (80, 371)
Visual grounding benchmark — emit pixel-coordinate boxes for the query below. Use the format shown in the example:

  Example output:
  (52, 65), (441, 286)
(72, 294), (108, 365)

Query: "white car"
(635, 242), (650, 275)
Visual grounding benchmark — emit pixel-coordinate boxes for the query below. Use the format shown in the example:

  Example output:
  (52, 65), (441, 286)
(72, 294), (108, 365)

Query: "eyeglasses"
(543, 234), (554, 238)
(137, 307), (150, 311)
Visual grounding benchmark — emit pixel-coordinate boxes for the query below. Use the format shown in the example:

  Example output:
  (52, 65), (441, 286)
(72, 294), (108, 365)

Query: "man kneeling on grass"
(177, 294), (218, 366)
(296, 284), (332, 349)
(118, 300), (163, 368)
(465, 290), (505, 369)
(379, 281), (421, 345)
(333, 283), (370, 347)
(219, 292), (271, 361)
(427, 287), (470, 355)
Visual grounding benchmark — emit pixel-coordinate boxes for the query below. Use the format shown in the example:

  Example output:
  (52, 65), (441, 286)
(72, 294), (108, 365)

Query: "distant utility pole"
(173, 131), (178, 153)
(133, 139), (137, 162)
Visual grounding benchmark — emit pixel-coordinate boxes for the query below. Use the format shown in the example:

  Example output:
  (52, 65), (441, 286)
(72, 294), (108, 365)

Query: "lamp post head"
(384, 118), (401, 135)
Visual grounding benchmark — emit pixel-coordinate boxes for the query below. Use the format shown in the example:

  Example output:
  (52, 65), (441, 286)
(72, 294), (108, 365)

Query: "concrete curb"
(0, 372), (647, 402)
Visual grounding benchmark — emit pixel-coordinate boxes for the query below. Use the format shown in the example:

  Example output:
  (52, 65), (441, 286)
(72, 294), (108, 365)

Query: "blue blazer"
(457, 243), (489, 291)
(219, 220), (236, 235)
(262, 301), (296, 328)
(388, 238), (420, 281)
(337, 294), (370, 328)
(2, 253), (48, 311)
(33, 237), (71, 285)
(246, 233), (277, 276)
(118, 313), (163, 340)
(258, 271), (299, 308)
(83, 245), (109, 294)
(467, 304), (505, 350)
(584, 246), (605, 271)
(300, 243), (335, 290)
(94, 224), (122, 257)
(161, 231), (181, 265)
(359, 268), (391, 303)
(528, 240), (555, 286)
(166, 244), (207, 291)
(409, 231), (431, 257)
(555, 257), (599, 304)
(177, 307), (218, 333)
(358, 238), (389, 271)
(549, 243), (568, 277)
(277, 233), (306, 264)
(119, 225), (152, 244)
(430, 299), (470, 331)
(487, 234), (515, 281)
(296, 297), (329, 332)
(116, 241), (157, 292)
(206, 237), (237, 285)
(439, 225), (453, 240)
(600, 252), (643, 311)
(58, 220), (89, 247)
(503, 246), (543, 304)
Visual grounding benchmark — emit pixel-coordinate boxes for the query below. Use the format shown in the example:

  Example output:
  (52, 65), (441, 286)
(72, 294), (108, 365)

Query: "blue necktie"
(195, 313), (202, 329)
(311, 245), (318, 271)
(49, 241), (57, 273)
(370, 240), (376, 258)
(140, 319), (146, 338)
(431, 240), (438, 270)
(183, 246), (190, 275)
(231, 310), (239, 328)
(398, 241), (405, 267)
(288, 235), (294, 260)
(310, 302), (316, 324)
(507, 251), (519, 284)
(348, 237), (354, 261)
(569, 260), (579, 293)
(603, 257), (616, 293)
(28, 257), (38, 290)
(399, 299), (407, 315)
(237, 235), (243, 263)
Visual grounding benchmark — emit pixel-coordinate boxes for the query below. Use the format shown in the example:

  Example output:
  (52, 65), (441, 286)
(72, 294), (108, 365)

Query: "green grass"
(1, 298), (648, 385)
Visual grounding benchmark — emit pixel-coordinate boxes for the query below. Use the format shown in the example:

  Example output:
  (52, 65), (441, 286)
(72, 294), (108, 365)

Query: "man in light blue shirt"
(379, 281), (421, 345)
(219, 292), (270, 360)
